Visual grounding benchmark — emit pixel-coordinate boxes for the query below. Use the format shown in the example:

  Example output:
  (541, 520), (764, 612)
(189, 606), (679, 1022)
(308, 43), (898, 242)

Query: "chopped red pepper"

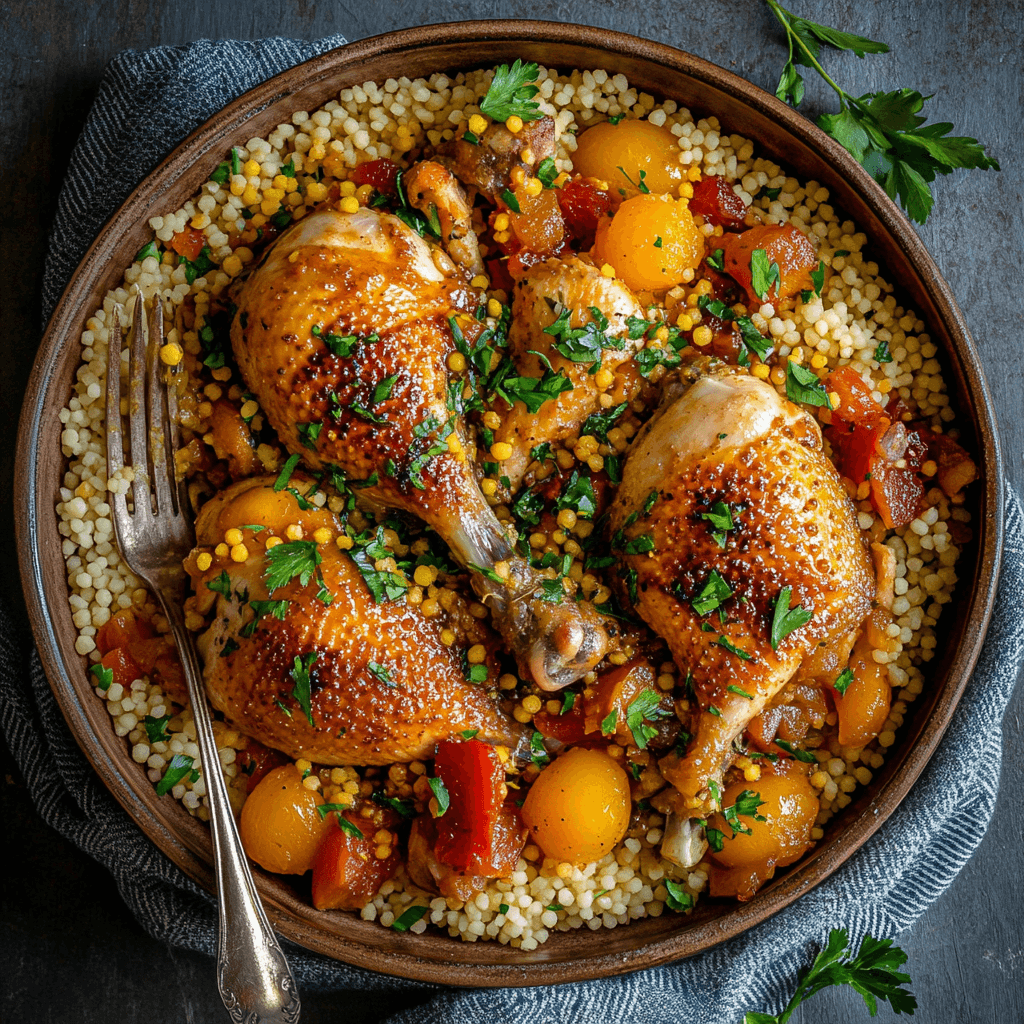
(688, 174), (748, 230)
(350, 158), (400, 195)
(432, 739), (506, 875)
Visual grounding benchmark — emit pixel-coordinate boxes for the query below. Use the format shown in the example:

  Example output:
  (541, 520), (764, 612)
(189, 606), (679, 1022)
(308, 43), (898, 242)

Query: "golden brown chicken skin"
(188, 478), (527, 765)
(230, 207), (612, 690)
(608, 364), (875, 804)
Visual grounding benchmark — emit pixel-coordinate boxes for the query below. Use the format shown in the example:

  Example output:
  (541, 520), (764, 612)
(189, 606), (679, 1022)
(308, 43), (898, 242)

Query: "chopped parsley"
(144, 715), (171, 743)
(134, 240), (160, 263)
(178, 246), (216, 285)
(692, 570), (733, 616)
(770, 586), (814, 650)
(580, 402), (627, 443)
(706, 826), (725, 852)
(555, 469), (598, 519)
(367, 661), (393, 685)
(600, 709), (618, 736)
(265, 540), (322, 593)
(701, 500), (736, 548)
(874, 339), (893, 363)
(750, 248), (781, 300)
(391, 905), (428, 931)
(297, 422), (322, 450)
(616, 165), (651, 194)
(785, 361), (833, 408)
(561, 690), (576, 715)
(289, 652), (318, 726)
(536, 157), (558, 187)
(664, 880), (694, 913)
(716, 636), (754, 661)
(833, 667), (855, 696)
(156, 754), (195, 796)
(542, 306), (626, 365)
(461, 729), (479, 740)
(90, 663), (113, 691)
(530, 730), (551, 768)
(774, 739), (818, 763)
(706, 247), (725, 270)
(207, 570), (233, 599)
(428, 776), (450, 817)
(240, 599), (290, 638)
(723, 789), (767, 837)
(727, 684), (756, 700)
(500, 187), (521, 213)
(625, 689), (669, 751)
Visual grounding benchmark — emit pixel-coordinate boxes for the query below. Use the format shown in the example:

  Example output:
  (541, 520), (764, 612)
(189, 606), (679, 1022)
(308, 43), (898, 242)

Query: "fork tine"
(162, 312), (192, 521)
(146, 297), (176, 519)
(105, 310), (130, 548)
(127, 289), (152, 520)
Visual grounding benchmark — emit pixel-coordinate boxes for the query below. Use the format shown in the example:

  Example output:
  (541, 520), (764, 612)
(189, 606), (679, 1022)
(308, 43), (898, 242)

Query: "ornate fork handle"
(107, 291), (300, 1021)
(161, 599), (301, 1023)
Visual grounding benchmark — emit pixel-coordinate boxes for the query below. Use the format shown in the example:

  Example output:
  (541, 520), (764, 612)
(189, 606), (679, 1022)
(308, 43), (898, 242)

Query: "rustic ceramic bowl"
(16, 20), (1004, 986)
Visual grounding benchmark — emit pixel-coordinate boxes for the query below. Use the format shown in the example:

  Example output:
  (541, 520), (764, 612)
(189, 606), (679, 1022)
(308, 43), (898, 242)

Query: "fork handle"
(160, 598), (301, 1023)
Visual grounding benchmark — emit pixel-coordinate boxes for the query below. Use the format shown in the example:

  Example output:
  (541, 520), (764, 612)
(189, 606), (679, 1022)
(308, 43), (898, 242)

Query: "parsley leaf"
(265, 540), (322, 593)
(134, 240), (160, 263)
(428, 776), (450, 817)
(600, 709), (618, 736)
(750, 248), (781, 300)
(770, 586), (814, 649)
(480, 60), (543, 123)
(785, 361), (832, 408)
(692, 570), (733, 616)
(289, 652), (318, 726)
(207, 570), (233, 599)
(701, 500), (735, 547)
(716, 636), (754, 661)
(774, 738), (818, 763)
(90, 663), (114, 691)
(536, 157), (558, 187)
(156, 754), (195, 796)
(874, 339), (893, 364)
(144, 714), (171, 743)
(765, 0), (997, 223)
(367, 661), (393, 685)
(664, 880), (694, 913)
(833, 667), (855, 696)
(742, 927), (917, 1023)
(625, 689), (669, 751)
(240, 599), (290, 638)
(706, 247), (725, 271)
(391, 905), (428, 931)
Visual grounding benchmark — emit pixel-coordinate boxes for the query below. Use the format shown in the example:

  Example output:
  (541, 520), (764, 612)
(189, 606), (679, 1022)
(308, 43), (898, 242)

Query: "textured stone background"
(1, 2), (1021, 1021)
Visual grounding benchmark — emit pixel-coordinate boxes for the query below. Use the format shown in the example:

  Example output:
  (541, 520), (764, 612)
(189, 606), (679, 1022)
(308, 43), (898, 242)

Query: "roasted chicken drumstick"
(230, 204), (611, 688)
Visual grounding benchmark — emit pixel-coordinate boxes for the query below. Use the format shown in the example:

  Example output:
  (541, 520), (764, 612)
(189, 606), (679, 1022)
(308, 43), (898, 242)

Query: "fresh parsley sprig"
(765, 0), (998, 222)
(744, 927), (917, 1023)
(480, 60), (544, 123)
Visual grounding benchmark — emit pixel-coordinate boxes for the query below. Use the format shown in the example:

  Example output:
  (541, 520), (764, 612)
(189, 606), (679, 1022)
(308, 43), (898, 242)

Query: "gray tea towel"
(4, 35), (1023, 1024)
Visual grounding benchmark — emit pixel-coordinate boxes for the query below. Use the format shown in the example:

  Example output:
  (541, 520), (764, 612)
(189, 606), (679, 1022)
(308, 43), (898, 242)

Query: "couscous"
(57, 60), (976, 949)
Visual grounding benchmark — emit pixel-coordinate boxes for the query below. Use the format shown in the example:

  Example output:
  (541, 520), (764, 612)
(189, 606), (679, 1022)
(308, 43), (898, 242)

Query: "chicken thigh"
(608, 364), (874, 804)
(491, 255), (647, 491)
(188, 477), (527, 765)
(230, 207), (611, 688)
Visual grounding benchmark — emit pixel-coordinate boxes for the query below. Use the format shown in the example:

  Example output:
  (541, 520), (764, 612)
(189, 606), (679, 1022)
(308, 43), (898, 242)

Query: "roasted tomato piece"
(533, 702), (590, 745)
(311, 811), (401, 911)
(870, 464), (924, 530)
(556, 178), (616, 249)
(719, 223), (818, 305)
(350, 157), (400, 195)
(688, 174), (748, 230)
(96, 609), (154, 655)
(98, 646), (144, 690)
(433, 739), (507, 875)
(828, 365), (889, 429)
(169, 226), (206, 261)
(238, 740), (291, 794)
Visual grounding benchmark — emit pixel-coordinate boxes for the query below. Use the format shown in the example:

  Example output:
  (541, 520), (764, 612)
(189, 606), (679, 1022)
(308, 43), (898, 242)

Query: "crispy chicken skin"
(230, 208), (611, 689)
(189, 478), (527, 765)
(608, 364), (874, 803)
(492, 254), (647, 491)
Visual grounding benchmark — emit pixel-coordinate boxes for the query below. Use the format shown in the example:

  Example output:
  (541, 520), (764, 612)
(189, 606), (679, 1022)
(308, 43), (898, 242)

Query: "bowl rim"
(15, 17), (1005, 987)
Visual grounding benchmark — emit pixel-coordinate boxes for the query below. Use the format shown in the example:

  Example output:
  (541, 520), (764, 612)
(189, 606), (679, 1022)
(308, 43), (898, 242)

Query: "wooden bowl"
(16, 20), (1005, 986)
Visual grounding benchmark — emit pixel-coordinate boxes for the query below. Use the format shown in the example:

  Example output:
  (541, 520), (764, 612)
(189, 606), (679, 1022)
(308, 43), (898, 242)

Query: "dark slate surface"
(2, 1), (1021, 1021)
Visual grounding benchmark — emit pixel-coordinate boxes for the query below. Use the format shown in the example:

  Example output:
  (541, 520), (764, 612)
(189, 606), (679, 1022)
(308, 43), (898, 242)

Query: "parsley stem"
(766, 0), (848, 104)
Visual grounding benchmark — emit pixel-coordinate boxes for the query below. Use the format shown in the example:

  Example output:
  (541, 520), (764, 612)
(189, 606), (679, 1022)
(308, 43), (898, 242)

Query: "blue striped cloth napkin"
(5, 36), (1022, 1023)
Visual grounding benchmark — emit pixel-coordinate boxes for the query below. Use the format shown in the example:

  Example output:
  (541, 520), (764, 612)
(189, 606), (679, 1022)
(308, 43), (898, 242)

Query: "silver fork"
(106, 289), (300, 1023)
